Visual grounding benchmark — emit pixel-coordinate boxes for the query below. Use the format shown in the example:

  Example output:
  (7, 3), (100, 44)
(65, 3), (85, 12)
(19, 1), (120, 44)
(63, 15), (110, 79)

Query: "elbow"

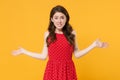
(74, 51), (83, 58)
(42, 56), (47, 60)
(38, 57), (46, 60)
(74, 52), (80, 58)
(40, 55), (47, 60)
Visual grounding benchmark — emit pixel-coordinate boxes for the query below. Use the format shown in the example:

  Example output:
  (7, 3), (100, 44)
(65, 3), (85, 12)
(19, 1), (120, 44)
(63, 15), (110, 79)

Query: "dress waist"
(48, 59), (73, 63)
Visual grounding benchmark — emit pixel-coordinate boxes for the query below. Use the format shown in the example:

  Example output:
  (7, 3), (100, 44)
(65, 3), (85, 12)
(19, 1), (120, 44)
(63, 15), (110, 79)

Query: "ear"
(51, 18), (54, 22)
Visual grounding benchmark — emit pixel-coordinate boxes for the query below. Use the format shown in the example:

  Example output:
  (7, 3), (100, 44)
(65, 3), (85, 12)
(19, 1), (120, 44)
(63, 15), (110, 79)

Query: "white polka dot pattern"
(43, 33), (77, 80)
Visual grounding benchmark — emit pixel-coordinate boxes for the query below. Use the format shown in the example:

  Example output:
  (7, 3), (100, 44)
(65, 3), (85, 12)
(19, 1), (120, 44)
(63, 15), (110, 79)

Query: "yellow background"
(0, 0), (120, 80)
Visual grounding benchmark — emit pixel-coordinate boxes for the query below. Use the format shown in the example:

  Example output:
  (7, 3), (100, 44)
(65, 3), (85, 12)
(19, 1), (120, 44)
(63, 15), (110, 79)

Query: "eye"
(54, 16), (58, 19)
(55, 17), (58, 19)
(61, 16), (64, 19)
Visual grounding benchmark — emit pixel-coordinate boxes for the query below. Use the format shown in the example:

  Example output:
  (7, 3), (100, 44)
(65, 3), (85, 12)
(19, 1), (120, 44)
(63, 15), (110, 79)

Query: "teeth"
(57, 25), (62, 26)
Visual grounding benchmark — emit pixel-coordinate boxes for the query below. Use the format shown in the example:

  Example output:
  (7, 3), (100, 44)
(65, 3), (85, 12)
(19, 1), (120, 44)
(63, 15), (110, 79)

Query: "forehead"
(53, 12), (66, 17)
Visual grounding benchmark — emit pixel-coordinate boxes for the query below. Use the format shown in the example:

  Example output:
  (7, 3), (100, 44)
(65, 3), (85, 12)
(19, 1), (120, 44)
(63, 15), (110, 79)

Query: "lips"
(57, 24), (63, 27)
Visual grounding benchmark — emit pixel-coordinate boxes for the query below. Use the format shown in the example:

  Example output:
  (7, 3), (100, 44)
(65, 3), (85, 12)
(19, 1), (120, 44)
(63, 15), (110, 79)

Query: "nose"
(58, 18), (62, 23)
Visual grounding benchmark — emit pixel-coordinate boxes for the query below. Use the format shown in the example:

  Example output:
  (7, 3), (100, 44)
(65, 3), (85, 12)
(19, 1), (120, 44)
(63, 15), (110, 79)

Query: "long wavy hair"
(46, 5), (75, 48)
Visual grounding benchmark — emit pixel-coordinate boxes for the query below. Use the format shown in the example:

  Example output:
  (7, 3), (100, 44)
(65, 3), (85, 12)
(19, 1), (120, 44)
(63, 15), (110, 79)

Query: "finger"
(104, 42), (108, 48)
(102, 42), (108, 48)
(12, 50), (20, 56)
(12, 51), (18, 56)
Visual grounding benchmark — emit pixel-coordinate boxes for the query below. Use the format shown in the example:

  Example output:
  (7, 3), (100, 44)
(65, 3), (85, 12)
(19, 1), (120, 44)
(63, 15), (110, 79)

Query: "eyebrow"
(54, 15), (65, 17)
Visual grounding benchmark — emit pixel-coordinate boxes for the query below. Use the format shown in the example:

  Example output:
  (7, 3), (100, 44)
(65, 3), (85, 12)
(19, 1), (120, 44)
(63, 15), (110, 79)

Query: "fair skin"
(51, 12), (66, 34)
(12, 12), (108, 59)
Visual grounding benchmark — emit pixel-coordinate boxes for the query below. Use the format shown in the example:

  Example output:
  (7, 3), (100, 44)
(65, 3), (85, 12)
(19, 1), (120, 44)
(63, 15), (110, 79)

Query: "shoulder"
(44, 31), (49, 39)
(72, 30), (76, 35)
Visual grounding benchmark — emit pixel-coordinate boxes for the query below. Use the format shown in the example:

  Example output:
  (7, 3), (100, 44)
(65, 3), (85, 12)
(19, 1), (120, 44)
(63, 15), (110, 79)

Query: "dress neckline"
(55, 32), (64, 35)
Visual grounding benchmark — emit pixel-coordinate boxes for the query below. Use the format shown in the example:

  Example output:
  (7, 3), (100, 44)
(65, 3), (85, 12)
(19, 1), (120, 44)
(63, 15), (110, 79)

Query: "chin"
(56, 26), (63, 30)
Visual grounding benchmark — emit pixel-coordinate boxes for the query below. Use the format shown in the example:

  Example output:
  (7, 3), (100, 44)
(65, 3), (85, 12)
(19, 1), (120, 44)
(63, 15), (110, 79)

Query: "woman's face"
(51, 12), (67, 31)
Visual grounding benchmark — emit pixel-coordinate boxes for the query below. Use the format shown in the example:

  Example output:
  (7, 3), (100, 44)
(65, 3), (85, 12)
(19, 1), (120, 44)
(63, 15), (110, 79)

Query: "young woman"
(12, 5), (108, 80)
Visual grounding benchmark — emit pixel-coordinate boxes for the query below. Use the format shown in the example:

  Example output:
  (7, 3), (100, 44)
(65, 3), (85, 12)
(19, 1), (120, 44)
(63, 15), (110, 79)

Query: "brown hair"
(46, 5), (75, 47)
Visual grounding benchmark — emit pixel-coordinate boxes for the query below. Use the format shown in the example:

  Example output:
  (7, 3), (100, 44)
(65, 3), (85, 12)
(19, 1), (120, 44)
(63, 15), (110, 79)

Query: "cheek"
(54, 21), (58, 25)
(53, 21), (58, 27)
(63, 18), (67, 23)
(53, 19), (58, 23)
(63, 20), (67, 24)
(52, 20), (56, 24)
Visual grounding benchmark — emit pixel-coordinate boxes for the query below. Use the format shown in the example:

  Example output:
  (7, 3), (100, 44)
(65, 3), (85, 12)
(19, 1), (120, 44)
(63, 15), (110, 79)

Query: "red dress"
(43, 33), (77, 80)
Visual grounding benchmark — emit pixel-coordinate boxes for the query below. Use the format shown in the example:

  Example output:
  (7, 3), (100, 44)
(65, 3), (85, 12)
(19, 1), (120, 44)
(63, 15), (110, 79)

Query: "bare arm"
(12, 31), (49, 60)
(73, 31), (108, 58)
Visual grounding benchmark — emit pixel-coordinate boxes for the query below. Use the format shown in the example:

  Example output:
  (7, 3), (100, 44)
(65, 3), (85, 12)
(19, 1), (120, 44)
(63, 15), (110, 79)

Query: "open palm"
(12, 47), (25, 56)
(94, 39), (108, 48)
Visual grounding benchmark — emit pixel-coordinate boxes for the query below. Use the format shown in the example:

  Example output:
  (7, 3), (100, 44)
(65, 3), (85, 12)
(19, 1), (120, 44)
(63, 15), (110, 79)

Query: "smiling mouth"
(57, 23), (63, 26)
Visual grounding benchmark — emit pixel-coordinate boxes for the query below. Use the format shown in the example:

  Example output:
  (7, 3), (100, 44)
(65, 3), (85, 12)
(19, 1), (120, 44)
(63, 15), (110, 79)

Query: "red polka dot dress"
(43, 33), (77, 80)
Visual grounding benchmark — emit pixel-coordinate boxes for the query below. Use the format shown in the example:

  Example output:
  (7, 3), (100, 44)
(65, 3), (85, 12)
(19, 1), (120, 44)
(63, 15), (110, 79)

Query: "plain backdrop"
(0, 0), (120, 80)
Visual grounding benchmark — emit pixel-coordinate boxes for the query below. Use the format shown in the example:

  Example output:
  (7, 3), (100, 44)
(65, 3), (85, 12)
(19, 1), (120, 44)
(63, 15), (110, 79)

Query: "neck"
(55, 29), (63, 34)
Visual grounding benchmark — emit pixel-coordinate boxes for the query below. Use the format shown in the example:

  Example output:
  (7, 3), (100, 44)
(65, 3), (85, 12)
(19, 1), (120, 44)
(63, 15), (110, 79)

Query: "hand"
(12, 47), (26, 56)
(93, 39), (108, 48)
